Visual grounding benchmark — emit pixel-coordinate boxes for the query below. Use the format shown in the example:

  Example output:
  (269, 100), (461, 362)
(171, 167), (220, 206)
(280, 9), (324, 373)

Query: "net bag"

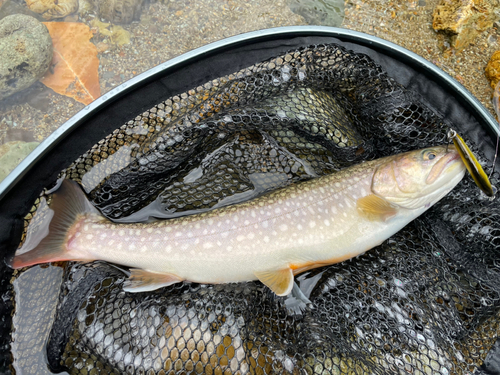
(3, 40), (500, 375)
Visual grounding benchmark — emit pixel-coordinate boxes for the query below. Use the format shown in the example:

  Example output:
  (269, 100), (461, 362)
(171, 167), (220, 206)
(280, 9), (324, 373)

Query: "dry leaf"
(41, 22), (100, 105)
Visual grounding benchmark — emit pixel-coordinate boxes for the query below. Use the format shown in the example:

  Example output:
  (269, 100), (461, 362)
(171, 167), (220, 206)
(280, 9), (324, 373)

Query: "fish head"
(371, 145), (466, 209)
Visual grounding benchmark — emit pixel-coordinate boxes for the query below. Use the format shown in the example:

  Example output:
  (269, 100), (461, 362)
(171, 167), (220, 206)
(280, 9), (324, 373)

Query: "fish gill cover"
(6, 43), (500, 374)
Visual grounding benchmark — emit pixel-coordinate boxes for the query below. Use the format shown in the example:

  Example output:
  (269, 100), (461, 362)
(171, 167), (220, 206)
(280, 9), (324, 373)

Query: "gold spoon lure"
(447, 129), (495, 197)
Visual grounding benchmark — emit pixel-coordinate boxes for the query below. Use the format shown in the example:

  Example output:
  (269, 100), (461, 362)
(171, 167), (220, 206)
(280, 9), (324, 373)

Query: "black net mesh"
(9, 43), (500, 374)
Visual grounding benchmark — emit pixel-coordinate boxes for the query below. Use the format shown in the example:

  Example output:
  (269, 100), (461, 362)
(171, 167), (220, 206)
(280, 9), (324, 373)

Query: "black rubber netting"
(1, 36), (499, 375)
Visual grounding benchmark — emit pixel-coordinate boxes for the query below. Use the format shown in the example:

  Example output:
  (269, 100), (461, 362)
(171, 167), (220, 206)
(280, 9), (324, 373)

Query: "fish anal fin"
(356, 194), (398, 222)
(254, 268), (294, 296)
(123, 269), (183, 293)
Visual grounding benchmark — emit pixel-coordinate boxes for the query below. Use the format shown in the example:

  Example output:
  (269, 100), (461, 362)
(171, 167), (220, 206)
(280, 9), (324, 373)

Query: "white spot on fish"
(309, 221), (316, 228)
(203, 242), (213, 249)
(83, 224), (89, 231)
(263, 236), (270, 243)
(146, 228), (153, 234)
(86, 234), (93, 240)
(237, 235), (245, 242)
(324, 219), (330, 226)
(280, 224), (288, 231)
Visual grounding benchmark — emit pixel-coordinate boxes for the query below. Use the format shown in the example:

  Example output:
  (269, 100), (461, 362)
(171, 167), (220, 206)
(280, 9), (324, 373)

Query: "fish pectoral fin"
(254, 267), (294, 296)
(123, 269), (183, 293)
(356, 194), (398, 222)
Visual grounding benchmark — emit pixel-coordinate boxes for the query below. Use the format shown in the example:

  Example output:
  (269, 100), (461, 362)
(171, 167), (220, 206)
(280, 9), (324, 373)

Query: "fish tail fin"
(10, 179), (100, 269)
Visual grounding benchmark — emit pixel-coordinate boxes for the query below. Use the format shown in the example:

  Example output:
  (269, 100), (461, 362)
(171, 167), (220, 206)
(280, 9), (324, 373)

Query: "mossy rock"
(0, 141), (39, 182)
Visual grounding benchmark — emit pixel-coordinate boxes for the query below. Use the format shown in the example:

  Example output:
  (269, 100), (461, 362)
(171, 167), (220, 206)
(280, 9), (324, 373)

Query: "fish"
(10, 145), (466, 297)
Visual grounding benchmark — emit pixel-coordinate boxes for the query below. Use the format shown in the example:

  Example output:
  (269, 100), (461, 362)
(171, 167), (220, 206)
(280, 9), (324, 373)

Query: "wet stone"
(432, 0), (499, 51)
(0, 14), (52, 101)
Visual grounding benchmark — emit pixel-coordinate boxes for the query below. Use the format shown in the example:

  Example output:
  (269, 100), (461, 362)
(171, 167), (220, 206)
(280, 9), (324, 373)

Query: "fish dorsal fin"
(123, 269), (183, 293)
(254, 268), (294, 296)
(356, 194), (398, 222)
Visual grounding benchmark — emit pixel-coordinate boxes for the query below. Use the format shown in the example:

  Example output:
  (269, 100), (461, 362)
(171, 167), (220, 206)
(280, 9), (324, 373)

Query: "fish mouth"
(426, 149), (462, 185)
(443, 150), (461, 169)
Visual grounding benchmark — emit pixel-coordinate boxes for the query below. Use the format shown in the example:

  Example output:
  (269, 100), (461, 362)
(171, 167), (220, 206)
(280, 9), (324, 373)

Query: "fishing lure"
(447, 128), (495, 197)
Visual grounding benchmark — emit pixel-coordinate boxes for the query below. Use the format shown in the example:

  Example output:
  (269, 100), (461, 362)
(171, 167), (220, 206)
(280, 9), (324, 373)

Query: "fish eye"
(422, 150), (437, 161)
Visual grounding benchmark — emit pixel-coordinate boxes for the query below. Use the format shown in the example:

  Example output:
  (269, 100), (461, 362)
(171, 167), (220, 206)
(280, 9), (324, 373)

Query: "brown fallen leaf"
(41, 22), (100, 105)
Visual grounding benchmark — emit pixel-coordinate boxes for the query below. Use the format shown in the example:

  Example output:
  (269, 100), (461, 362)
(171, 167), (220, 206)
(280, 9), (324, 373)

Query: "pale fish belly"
(70, 163), (403, 284)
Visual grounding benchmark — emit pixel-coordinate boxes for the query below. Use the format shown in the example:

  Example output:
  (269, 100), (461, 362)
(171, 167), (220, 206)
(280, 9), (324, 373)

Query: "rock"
(25, 0), (78, 20)
(485, 50), (500, 89)
(0, 141), (39, 182)
(78, 0), (94, 15)
(288, 0), (344, 27)
(0, 15), (53, 101)
(0, 0), (44, 22)
(95, 0), (143, 24)
(432, 0), (499, 51)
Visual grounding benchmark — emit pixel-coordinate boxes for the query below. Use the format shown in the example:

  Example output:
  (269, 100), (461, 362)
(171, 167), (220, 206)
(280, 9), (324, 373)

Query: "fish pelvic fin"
(356, 194), (398, 222)
(10, 179), (101, 269)
(254, 268), (294, 296)
(123, 269), (183, 293)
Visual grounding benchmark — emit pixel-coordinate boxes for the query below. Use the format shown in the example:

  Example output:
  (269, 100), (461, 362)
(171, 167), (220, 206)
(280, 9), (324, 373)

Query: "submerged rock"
(25, 0), (78, 19)
(0, 141), (39, 182)
(432, 0), (499, 51)
(287, 0), (344, 27)
(95, 0), (143, 24)
(0, 15), (52, 101)
(0, 0), (44, 21)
